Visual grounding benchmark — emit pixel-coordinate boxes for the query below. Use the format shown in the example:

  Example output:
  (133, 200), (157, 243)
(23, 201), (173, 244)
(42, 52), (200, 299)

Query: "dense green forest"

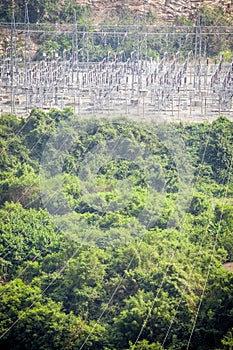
(0, 108), (232, 349)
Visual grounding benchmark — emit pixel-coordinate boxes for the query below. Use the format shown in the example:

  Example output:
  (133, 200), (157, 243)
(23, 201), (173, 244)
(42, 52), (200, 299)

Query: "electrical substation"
(0, 9), (232, 122)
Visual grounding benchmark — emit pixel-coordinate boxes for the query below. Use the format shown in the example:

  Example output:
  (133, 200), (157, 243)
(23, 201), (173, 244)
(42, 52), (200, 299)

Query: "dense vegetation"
(0, 108), (232, 349)
(0, 0), (90, 24)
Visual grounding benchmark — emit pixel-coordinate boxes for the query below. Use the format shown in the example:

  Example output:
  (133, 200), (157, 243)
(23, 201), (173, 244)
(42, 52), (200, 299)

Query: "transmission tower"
(10, 10), (17, 113)
(24, 3), (31, 112)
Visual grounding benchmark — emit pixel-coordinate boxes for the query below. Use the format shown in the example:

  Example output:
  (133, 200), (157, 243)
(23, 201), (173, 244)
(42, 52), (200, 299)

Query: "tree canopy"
(0, 108), (232, 349)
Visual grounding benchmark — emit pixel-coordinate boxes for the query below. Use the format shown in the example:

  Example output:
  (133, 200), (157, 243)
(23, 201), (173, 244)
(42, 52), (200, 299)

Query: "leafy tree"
(45, 248), (109, 318)
(0, 278), (105, 350)
(0, 202), (61, 280)
(127, 339), (164, 349)
(188, 192), (209, 216)
(215, 202), (233, 261)
(191, 269), (233, 350)
(204, 116), (233, 184)
(220, 328), (233, 350)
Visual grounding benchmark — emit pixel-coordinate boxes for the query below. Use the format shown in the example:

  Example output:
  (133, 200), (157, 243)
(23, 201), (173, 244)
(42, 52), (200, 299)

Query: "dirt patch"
(223, 262), (233, 272)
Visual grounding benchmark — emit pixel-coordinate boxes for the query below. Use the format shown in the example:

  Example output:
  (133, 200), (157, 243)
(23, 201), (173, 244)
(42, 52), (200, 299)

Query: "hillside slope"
(77, 0), (232, 23)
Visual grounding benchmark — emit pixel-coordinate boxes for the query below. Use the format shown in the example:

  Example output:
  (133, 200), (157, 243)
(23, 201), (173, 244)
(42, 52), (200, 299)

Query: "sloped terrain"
(77, 0), (232, 23)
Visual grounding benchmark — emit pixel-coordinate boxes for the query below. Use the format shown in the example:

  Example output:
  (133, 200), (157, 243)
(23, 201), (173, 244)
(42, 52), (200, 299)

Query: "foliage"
(0, 110), (232, 349)
(0, 0), (90, 24)
(0, 278), (105, 349)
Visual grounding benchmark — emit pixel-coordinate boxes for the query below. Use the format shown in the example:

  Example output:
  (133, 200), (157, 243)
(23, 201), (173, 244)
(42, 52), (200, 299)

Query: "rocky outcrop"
(76, 0), (232, 23)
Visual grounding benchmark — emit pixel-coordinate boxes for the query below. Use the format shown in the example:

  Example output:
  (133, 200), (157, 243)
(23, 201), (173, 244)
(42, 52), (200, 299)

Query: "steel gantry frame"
(0, 16), (233, 121)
